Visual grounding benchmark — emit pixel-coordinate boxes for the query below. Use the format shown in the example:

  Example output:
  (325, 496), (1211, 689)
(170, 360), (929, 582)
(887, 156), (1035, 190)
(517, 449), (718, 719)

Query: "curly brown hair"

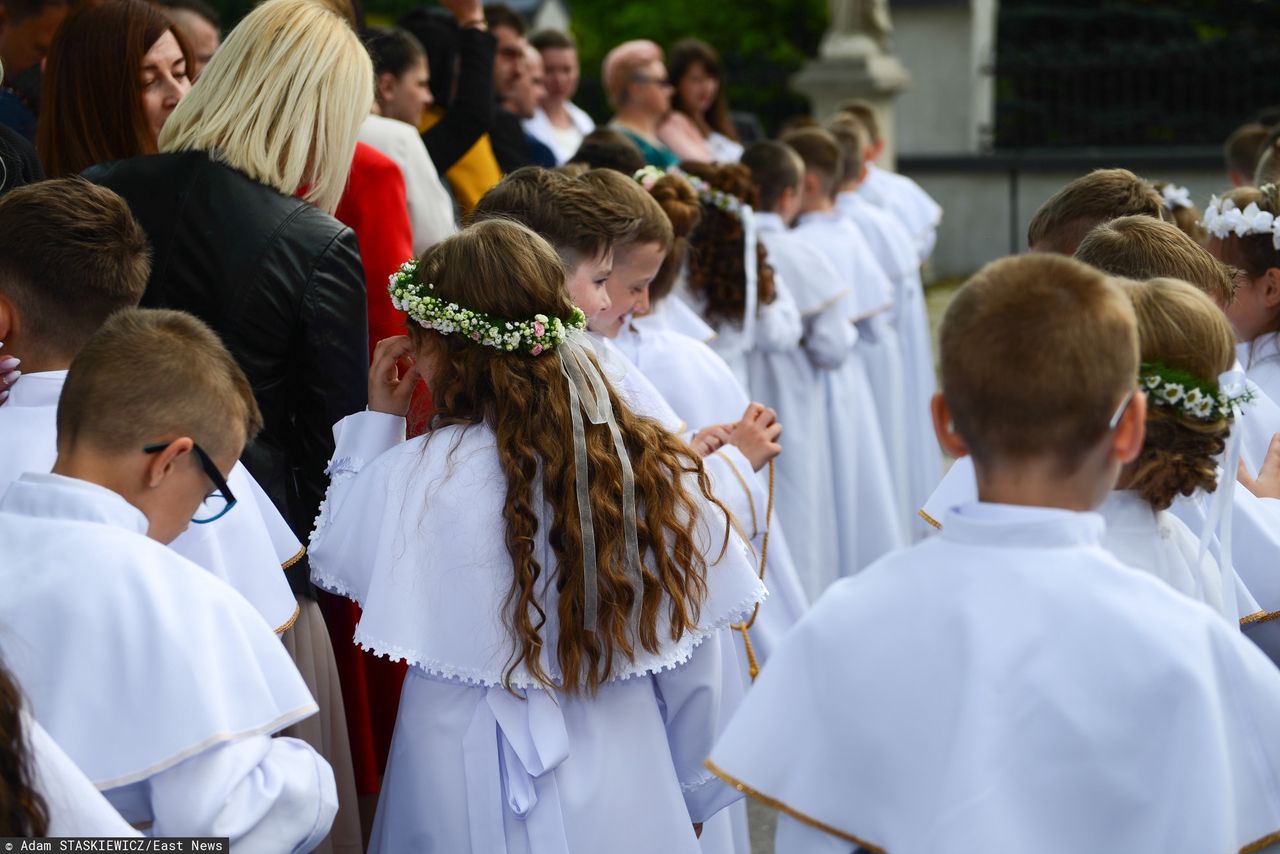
(410, 219), (725, 694)
(1122, 277), (1236, 510)
(679, 161), (776, 326)
(0, 660), (48, 837)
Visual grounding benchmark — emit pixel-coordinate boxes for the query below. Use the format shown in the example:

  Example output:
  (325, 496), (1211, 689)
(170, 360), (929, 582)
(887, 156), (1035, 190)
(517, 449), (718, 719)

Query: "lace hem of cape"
(327, 585), (767, 691)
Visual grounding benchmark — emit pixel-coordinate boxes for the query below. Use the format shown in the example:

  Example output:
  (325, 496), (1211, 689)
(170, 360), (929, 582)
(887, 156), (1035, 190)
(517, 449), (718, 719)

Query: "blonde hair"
(1122, 277), (1236, 510)
(1074, 215), (1236, 306)
(57, 308), (263, 461)
(940, 254), (1138, 471)
(601, 39), (661, 109)
(157, 0), (372, 213)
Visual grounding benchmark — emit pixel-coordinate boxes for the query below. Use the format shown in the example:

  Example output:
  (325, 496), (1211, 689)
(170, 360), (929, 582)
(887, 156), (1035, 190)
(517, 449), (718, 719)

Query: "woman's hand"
(727, 402), (783, 472)
(368, 336), (420, 417)
(441, 0), (484, 25)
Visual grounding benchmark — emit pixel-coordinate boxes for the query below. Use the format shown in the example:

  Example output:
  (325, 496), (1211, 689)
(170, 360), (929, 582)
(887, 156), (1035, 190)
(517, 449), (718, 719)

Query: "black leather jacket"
(85, 151), (369, 590)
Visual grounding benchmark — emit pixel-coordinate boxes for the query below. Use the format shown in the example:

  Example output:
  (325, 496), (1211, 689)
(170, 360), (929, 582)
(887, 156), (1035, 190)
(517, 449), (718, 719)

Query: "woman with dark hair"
(659, 39), (743, 164)
(37, 0), (191, 177)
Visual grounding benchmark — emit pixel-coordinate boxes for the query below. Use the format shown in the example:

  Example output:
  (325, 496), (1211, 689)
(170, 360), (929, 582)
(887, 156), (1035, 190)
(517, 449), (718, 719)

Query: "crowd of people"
(4, 0), (1280, 851)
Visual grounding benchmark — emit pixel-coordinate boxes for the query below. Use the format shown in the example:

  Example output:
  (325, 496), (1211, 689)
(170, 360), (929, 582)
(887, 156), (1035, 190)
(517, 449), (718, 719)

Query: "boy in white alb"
(782, 127), (906, 571)
(710, 254), (1280, 854)
(0, 308), (336, 848)
(834, 99), (942, 263)
(830, 119), (940, 537)
(740, 140), (854, 598)
(0, 178), (300, 634)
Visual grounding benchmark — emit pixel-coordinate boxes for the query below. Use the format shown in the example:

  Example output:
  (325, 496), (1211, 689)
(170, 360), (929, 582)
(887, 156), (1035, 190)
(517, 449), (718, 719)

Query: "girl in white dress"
(1204, 185), (1280, 404)
(310, 220), (765, 854)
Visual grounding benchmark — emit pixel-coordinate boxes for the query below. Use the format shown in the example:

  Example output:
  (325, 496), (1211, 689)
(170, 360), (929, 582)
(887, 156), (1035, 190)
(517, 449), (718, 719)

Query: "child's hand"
(368, 336), (420, 417)
(728, 402), (783, 472)
(691, 424), (732, 457)
(1239, 433), (1280, 500)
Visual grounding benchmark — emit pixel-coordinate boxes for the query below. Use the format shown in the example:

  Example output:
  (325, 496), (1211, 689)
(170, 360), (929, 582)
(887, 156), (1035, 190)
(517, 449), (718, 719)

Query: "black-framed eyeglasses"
(632, 74), (672, 89)
(143, 441), (237, 524)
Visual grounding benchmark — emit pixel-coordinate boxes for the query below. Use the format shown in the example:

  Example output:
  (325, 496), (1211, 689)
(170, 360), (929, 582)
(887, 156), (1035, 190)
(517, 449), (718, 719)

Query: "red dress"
(324, 142), (424, 795)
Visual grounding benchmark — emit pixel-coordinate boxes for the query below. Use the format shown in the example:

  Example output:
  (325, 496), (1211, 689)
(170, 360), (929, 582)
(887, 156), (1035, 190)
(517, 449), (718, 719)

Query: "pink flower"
(533, 321), (546, 336)
(531, 344), (544, 356)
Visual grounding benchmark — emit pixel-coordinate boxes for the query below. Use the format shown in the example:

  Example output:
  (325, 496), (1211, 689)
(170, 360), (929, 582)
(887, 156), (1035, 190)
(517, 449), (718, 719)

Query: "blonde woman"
(85, 1), (370, 851)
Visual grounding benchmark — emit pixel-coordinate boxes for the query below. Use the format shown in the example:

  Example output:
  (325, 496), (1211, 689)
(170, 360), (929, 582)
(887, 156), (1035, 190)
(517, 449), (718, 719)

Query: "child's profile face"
(564, 249), (614, 323)
(589, 240), (666, 338)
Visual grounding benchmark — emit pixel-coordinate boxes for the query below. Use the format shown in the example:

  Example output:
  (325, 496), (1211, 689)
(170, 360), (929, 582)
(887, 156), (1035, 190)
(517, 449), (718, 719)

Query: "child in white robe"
(309, 220), (765, 854)
(0, 308), (336, 847)
(1204, 185), (1280, 404)
(740, 140), (855, 598)
(710, 254), (1280, 854)
(661, 160), (803, 392)
(832, 99), (942, 263)
(578, 165), (810, 680)
(0, 177), (299, 633)
(830, 119), (941, 537)
(781, 127), (906, 571)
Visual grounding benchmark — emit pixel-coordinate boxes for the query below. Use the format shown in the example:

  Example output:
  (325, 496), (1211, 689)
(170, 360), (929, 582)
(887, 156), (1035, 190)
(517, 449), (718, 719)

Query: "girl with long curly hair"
(309, 219), (765, 854)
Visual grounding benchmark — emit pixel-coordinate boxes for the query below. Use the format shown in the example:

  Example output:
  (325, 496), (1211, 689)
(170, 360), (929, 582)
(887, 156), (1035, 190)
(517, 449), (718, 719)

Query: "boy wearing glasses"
(0, 307), (338, 847)
(0, 177), (300, 633)
(708, 255), (1280, 853)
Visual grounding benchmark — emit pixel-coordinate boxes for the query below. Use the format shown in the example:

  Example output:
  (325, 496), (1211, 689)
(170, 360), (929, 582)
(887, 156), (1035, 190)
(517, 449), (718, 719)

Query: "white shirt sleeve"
(803, 302), (857, 370)
(26, 714), (140, 838)
(653, 628), (741, 824)
(147, 734), (337, 853)
(753, 279), (804, 354)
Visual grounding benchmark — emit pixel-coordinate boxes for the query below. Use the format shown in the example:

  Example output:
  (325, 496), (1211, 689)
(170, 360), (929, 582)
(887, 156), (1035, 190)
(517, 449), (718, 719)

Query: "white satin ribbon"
(1197, 369), (1248, 628)
(741, 204), (759, 347)
(557, 333), (643, 629)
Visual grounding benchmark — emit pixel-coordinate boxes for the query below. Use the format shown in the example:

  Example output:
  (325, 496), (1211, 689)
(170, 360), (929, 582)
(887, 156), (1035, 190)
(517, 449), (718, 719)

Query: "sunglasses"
(143, 441), (237, 524)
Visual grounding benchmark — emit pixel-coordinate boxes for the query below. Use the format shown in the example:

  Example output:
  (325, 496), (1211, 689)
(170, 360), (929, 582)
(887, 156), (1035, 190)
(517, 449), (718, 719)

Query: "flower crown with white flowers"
(1140, 361), (1254, 422)
(1202, 185), (1280, 249)
(389, 259), (586, 356)
(1160, 184), (1193, 211)
(634, 165), (744, 218)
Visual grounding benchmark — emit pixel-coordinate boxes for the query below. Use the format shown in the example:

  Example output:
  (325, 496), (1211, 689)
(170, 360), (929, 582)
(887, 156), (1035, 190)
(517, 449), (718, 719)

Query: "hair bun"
(1129, 413), (1227, 510)
(650, 174), (700, 239)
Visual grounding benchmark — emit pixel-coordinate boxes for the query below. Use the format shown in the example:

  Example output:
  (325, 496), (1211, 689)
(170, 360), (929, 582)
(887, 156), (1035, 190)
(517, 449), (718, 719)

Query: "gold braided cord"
(731, 459), (774, 680)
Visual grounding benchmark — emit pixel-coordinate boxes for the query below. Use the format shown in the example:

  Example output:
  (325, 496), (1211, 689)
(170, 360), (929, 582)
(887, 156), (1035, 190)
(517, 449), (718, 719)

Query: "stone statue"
(824, 0), (893, 57)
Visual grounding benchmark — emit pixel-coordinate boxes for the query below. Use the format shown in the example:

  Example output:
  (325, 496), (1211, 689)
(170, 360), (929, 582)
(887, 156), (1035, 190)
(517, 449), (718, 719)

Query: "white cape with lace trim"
(710, 503), (1280, 854)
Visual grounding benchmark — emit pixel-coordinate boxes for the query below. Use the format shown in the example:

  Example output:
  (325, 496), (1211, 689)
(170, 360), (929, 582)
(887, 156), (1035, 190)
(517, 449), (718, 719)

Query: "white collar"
(0, 471), (149, 536)
(1098, 490), (1160, 532)
(794, 209), (844, 228)
(941, 501), (1106, 549)
(6, 370), (67, 408)
(753, 211), (787, 233)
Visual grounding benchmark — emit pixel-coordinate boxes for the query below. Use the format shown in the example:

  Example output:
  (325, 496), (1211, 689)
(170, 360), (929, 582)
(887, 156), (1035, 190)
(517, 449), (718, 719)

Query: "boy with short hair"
(0, 307), (337, 847)
(777, 126), (906, 572)
(0, 176), (299, 633)
(1075, 214), (1237, 306)
(1224, 121), (1270, 187)
(829, 117), (940, 533)
(741, 139), (852, 596)
(1025, 168), (1166, 254)
(710, 253), (1280, 854)
(832, 98), (941, 263)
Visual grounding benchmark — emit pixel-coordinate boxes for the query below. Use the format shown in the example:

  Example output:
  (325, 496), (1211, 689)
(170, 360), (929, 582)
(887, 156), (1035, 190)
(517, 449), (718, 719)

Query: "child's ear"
(1111, 390), (1147, 466)
(143, 438), (195, 489)
(930, 393), (968, 459)
(1261, 267), (1280, 308)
